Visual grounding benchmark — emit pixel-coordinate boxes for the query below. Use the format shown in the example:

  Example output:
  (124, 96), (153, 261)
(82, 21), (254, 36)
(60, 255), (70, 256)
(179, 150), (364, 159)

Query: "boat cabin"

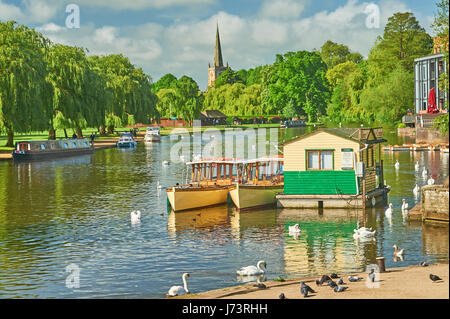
(281, 128), (386, 196)
(13, 138), (94, 161)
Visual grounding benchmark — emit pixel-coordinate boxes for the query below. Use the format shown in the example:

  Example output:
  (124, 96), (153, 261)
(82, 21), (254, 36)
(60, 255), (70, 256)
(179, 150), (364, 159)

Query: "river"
(0, 127), (448, 298)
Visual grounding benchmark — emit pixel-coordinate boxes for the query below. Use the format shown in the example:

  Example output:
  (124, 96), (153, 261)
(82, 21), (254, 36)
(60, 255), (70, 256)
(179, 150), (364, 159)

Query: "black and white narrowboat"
(13, 138), (94, 161)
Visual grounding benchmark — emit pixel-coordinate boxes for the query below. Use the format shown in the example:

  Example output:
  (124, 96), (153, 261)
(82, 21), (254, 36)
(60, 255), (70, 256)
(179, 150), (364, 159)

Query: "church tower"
(208, 24), (229, 88)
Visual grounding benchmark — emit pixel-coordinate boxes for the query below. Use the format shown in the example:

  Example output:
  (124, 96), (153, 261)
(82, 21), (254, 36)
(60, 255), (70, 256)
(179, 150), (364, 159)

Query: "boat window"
(307, 150), (333, 170)
(83, 142), (88, 147)
(64, 143), (68, 148)
(40, 144), (46, 150)
(72, 142), (77, 148)
(307, 151), (319, 169)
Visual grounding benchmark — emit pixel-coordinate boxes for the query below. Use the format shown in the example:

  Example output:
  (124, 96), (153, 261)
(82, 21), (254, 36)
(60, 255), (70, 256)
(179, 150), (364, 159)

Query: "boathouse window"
(307, 150), (333, 170)
(40, 144), (46, 150)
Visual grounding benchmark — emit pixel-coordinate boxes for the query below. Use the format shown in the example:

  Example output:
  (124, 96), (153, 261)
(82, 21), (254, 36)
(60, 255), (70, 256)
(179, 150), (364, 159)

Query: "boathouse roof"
(282, 127), (386, 146)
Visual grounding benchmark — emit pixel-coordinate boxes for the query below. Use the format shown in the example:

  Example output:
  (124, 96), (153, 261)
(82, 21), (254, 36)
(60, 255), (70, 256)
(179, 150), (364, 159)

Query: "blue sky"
(0, 0), (439, 90)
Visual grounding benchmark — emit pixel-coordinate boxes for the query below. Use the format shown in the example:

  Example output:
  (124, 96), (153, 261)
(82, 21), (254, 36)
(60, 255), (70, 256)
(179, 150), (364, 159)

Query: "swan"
(288, 224), (301, 234)
(356, 221), (373, 233)
(353, 228), (376, 239)
(414, 161), (420, 171)
(394, 160), (400, 169)
(401, 199), (409, 211)
(130, 210), (141, 223)
(180, 155), (186, 162)
(167, 273), (191, 296)
(427, 177), (435, 185)
(413, 184), (420, 195)
(385, 203), (393, 218)
(371, 196), (376, 207)
(162, 160), (169, 166)
(422, 167), (427, 178)
(393, 245), (404, 257)
(236, 260), (267, 276)
(157, 181), (163, 189)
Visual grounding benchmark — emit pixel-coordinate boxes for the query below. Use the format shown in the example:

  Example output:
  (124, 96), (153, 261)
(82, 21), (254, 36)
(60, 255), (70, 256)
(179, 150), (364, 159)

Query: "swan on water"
(401, 199), (409, 211)
(394, 160), (400, 169)
(167, 273), (191, 296)
(422, 167), (427, 178)
(385, 203), (393, 218)
(162, 160), (169, 166)
(414, 161), (420, 171)
(130, 210), (141, 224)
(236, 260), (267, 276)
(413, 184), (420, 195)
(288, 224), (301, 234)
(393, 245), (404, 257)
(427, 177), (435, 185)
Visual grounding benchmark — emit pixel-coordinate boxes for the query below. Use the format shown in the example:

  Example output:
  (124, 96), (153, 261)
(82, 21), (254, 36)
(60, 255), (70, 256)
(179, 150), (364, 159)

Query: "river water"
(0, 127), (448, 298)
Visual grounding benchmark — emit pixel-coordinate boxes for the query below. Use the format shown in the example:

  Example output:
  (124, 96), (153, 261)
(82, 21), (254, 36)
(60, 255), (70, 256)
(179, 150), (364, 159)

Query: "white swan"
(167, 273), (190, 296)
(355, 221), (373, 233)
(288, 224), (301, 234)
(393, 245), (404, 257)
(394, 160), (400, 170)
(422, 167), (428, 178)
(162, 160), (169, 166)
(413, 184), (420, 195)
(385, 203), (393, 218)
(236, 260), (266, 276)
(353, 228), (376, 239)
(427, 177), (435, 185)
(157, 181), (163, 189)
(401, 199), (409, 211)
(414, 161), (420, 171)
(130, 210), (141, 223)
(180, 155), (186, 162)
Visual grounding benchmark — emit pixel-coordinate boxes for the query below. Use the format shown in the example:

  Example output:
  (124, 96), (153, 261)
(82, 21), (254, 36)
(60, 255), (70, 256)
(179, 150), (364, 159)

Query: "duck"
(167, 273), (191, 296)
(422, 167), (428, 178)
(385, 203), (393, 218)
(393, 244), (404, 257)
(414, 161), (420, 171)
(413, 184), (420, 195)
(401, 199), (409, 211)
(236, 260), (267, 276)
(427, 177), (435, 185)
(288, 224), (301, 234)
(130, 210), (141, 224)
(394, 160), (400, 170)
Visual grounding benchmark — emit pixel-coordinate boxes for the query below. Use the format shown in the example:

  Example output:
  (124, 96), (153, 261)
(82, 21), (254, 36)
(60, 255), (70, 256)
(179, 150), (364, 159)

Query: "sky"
(0, 0), (439, 90)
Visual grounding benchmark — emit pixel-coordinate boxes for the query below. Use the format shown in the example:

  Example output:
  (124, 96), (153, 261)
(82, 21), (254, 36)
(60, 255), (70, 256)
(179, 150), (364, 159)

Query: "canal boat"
(12, 138), (94, 161)
(144, 126), (161, 143)
(117, 133), (137, 148)
(229, 156), (284, 211)
(166, 158), (242, 212)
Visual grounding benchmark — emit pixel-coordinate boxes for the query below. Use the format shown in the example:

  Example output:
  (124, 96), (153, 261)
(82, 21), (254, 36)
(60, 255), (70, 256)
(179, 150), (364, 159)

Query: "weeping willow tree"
(88, 54), (158, 134)
(0, 21), (51, 147)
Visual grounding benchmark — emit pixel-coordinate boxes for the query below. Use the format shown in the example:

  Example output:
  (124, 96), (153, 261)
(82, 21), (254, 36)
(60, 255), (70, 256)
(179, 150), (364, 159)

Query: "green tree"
(214, 68), (244, 88)
(0, 21), (51, 146)
(152, 73), (178, 93)
(320, 40), (363, 68)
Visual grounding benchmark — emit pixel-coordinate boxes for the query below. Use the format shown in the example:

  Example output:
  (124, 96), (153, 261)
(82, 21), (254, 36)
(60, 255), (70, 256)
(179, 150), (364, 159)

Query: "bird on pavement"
(330, 273), (339, 279)
(334, 286), (348, 293)
(429, 274), (442, 282)
(300, 282), (315, 298)
(368, 269), (376, 282)
(337, 278), (345, 285)
(315, 275), (332, 286)
(326, 280), (337, 288)
(279, 293), (287, 299)
(419, 261), (429, 267)
(348, 276), (362, 282)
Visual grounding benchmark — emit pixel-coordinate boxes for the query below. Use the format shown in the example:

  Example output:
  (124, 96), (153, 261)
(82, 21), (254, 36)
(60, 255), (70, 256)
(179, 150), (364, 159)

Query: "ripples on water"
(0, 129), (448, 298)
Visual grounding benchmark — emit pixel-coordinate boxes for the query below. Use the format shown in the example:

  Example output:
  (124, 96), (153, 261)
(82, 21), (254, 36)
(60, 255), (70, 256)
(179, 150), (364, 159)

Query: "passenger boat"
(117, 133), (137, 148)
(166, 158), (241, 212)
(12, 138), (94, 161)
(229, 156), (284, 211)
(144, 126), (161, 143)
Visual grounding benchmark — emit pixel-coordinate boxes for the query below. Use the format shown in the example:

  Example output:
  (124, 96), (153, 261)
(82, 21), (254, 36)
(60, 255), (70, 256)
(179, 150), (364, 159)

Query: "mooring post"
(376, 257), (386, 273)
(362, 178), (366, 227)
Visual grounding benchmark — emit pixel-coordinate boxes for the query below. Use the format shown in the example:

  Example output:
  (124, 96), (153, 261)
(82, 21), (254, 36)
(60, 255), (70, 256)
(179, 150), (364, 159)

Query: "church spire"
(214, 23), (224, 67)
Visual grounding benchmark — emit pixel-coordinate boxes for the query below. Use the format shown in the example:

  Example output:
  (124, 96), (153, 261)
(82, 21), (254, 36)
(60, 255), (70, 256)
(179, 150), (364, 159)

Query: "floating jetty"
(382, 143), (449, 152)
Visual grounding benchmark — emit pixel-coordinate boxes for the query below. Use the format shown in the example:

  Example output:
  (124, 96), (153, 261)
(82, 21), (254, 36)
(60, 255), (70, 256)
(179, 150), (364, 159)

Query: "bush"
(398, 123), (406, 128)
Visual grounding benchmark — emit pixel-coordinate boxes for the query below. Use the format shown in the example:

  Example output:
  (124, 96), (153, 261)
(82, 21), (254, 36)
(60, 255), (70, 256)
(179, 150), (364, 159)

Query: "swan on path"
(167, 273), (191, 296)
(385, 203), (393, 218)
(236, 260), (266, 276)
(427, 177), (435, 185)
(130, 210), (141, 224)
(414, 161), (420, 171)
(394, 160), (400, 170)
(401, 199), (409, 211)
(288, 224), (301, 234)
(393, 245), (404, 257)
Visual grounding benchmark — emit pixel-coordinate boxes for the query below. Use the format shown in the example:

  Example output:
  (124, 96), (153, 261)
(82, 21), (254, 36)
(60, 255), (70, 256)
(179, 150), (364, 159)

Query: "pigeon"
(334, 286), (348, 293)
(348, 276), (362, 282)
(337, 277), (345, 285)
(316, 275), (332, 286)
(419, 261), (429, 267)
(330, 273), (339, 279)
(326, 280), (337, 288)
(300, 282), (315, 298)
(279, 293), (287, 299)
(253, 283), (267, 289)
(429, 274), (442, 282)
(368, 269), (376, 282)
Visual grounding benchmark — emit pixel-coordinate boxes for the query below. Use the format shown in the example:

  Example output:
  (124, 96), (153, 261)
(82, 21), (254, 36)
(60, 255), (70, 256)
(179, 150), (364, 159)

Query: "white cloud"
(260, 0), (305, 20)
(64, 0), (216, 10)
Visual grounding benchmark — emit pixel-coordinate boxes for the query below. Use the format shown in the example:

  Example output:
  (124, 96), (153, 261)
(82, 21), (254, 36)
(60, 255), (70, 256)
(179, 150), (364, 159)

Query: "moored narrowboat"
(13, 138), (94, 161)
